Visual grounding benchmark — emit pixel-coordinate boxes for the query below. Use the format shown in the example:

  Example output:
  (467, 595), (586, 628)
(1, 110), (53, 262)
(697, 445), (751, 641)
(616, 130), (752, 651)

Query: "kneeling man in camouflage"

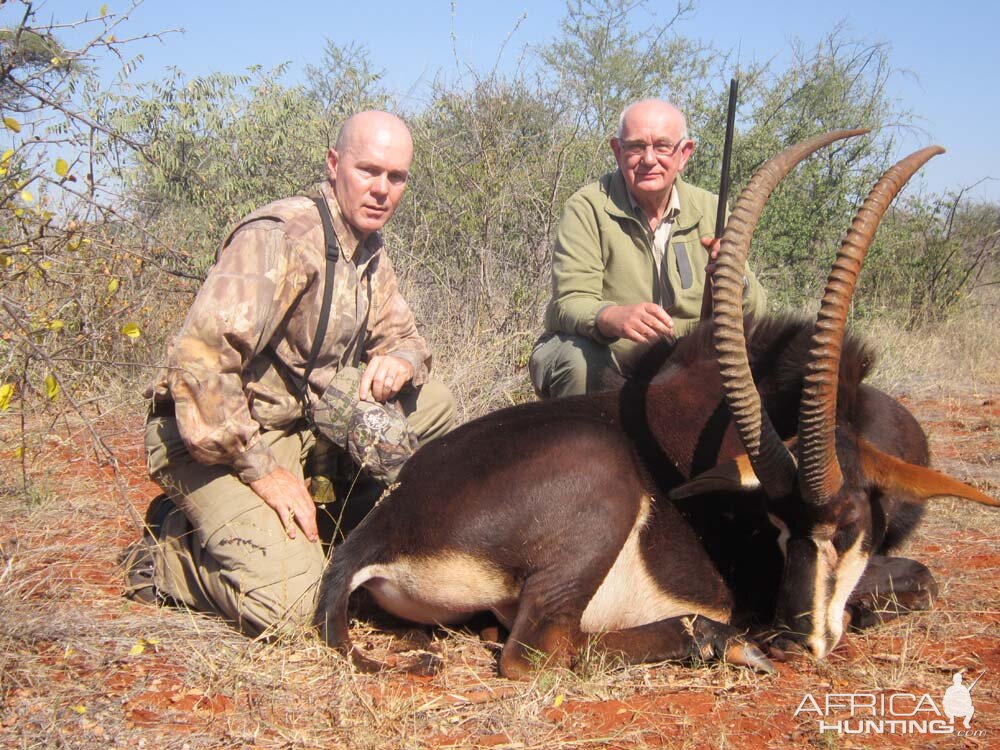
(124, 111), (455, 636)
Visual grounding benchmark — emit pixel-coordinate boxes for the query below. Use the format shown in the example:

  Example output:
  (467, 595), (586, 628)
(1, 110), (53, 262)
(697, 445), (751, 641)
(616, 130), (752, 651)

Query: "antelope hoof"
(766, 637), (808, 663)
(725, 642), (775, 674)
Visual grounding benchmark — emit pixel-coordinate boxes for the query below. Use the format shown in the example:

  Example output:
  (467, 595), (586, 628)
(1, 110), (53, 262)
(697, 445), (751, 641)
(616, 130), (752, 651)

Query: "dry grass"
(859, 304), (1000, 397)
(1, 318), (999, 749)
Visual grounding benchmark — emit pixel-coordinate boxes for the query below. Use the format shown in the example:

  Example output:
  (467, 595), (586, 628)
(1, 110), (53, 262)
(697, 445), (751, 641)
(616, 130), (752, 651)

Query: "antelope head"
(674, 131), (998, 658)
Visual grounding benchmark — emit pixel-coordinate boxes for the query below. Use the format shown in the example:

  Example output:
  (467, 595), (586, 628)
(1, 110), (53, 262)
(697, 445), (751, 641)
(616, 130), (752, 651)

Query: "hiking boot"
(121, 493), (175, 605)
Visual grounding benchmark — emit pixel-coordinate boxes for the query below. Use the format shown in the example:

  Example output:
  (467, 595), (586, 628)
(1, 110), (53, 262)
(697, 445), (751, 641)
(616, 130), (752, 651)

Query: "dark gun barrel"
(700, 78), (739, 321)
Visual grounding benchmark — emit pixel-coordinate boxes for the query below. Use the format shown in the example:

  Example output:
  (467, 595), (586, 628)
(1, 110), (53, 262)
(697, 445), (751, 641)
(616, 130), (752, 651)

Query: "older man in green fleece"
(530, 99), (766, 397)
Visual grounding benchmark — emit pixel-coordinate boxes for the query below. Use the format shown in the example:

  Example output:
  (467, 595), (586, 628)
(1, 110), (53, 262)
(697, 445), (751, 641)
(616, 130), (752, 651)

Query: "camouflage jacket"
(146, 181), (432, 483)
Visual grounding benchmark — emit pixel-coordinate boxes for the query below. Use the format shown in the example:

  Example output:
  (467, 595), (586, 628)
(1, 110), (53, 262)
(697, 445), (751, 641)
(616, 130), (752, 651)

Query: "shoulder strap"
(300, 196), (341, 402)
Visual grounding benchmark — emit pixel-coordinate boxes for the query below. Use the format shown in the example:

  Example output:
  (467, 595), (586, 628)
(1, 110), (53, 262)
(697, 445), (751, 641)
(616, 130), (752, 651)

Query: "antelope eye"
(833, 525), (865, 555)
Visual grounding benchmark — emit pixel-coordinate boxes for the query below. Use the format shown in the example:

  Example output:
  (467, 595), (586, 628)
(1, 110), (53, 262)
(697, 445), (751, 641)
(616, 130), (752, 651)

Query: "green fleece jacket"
(543, 170), (766, 363)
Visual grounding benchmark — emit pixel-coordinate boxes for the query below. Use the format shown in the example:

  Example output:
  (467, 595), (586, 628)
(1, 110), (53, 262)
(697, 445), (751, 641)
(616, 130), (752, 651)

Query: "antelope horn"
(713, 129), (867, 499)
(797, 146), (945, 506)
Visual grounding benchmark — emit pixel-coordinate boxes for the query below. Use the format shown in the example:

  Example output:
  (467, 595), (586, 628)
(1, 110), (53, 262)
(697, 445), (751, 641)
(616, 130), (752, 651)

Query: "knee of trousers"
(529, 333), (615, 398)
(405, 379), (457, 444)
(152, 505), (328, 637)
(235, 548), (326, 636)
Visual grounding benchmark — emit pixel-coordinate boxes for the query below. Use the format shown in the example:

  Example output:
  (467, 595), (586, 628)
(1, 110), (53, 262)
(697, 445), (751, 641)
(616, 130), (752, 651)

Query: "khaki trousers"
(528, 332), (621, 398)
(144, 380), (455, 637)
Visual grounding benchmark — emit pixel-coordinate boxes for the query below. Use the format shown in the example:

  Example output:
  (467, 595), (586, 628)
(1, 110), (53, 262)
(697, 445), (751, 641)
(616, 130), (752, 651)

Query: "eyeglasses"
(620, 139), (685, 159)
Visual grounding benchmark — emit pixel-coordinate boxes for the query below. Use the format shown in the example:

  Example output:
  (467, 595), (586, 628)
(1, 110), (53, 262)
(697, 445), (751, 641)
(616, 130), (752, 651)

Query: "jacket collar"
(318, 181), (383, 265)
(604, 170), (704, 232)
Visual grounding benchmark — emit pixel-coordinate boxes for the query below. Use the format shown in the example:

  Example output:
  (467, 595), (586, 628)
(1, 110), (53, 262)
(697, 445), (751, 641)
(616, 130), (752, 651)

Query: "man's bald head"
(617, 99), (688, 141)
(335, 110), (413, 156)
(326, 111), (413, 238)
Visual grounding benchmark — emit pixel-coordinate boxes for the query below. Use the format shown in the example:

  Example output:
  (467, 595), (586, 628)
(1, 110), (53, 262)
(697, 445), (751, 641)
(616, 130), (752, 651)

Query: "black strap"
(299, 195), (374, 409)
(300, 196), (342, 403)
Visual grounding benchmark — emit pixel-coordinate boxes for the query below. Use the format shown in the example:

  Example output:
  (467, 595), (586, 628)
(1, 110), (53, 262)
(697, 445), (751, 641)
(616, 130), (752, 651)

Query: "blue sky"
(14, 0), (1000, 201)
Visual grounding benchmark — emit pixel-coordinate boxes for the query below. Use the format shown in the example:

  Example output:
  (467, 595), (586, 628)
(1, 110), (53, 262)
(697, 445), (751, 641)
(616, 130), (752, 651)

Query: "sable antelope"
(314, 131), (998, 679)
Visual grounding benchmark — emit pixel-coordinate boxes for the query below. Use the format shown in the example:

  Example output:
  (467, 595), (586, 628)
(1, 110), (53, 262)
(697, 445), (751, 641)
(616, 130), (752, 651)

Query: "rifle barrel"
(700, 77), (739, 321)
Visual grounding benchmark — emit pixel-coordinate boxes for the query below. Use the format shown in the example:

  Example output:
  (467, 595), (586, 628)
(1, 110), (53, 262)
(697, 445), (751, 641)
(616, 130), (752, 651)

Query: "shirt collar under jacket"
(625, 177), (681, 232)
(603, 169), (705, 236)
(317, 180), (382, 265)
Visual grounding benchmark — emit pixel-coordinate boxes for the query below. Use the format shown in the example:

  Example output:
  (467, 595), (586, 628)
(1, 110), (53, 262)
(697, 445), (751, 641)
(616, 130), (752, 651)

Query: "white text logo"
(794, 670), (986, 737)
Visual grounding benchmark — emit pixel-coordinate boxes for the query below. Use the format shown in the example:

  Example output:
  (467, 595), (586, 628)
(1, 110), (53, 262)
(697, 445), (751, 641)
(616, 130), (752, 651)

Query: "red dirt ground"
(1, 387), (998, 749)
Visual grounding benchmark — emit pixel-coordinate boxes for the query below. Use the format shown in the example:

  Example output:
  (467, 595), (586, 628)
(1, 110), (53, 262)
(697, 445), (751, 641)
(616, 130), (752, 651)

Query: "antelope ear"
(670, 454), (761, 499)
(671, 437), (798, 500)
(859, 438), (999, 507)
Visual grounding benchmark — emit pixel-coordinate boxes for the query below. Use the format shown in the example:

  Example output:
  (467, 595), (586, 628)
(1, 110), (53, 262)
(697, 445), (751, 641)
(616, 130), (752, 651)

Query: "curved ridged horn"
(713, 129), (867, 499)
(797, 145), (946, 505)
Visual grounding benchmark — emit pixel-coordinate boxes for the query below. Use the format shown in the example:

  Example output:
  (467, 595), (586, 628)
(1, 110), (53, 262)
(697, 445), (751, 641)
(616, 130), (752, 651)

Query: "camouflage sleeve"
(364, 251), (431, 385)
(166, 222), (303, 483)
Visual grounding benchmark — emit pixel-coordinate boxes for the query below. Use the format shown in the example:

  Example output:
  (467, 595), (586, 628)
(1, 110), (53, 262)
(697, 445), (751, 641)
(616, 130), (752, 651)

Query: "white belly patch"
(353, 551), (518, 626)
(580, 495), (730, 632)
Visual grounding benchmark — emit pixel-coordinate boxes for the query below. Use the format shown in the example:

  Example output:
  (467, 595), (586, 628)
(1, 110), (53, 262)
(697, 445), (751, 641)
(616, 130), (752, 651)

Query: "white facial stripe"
(767, 513), (790, 558)
(808, 539), (832, 657)
(825, 534), (869, 650)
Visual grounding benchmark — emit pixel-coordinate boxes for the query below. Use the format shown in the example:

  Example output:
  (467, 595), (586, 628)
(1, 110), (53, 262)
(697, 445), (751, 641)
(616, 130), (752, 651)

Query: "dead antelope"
(314, 131), (998, 678)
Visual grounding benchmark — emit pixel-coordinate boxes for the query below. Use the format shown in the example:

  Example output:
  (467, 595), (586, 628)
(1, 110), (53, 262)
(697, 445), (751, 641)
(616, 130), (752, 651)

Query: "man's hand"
(701, 235), (721, 277)
(596, 302), (674, 343)
(249, 467), (319, 542)
(360, 354), (414, 403)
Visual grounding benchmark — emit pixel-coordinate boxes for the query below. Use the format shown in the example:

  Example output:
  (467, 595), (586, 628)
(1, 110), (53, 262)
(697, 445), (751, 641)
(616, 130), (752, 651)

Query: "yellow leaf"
(0, 166), (6, 176)
(3, 116), (20, 133)
(100, 4), (108, 17)
(55, 158), (69, 177)
(120, 323), (141, 339)
(107, 277), (119, 294)
(106, 34), (116, 43)
(50, 56), (63, 67)
(553, 693), (565, 708)
(20, 189), (33, 204)
(39, 261), (52, 271)
(64, 645), (76, 658)
(48, 319), (64, 330)
(70, 705), (86, 715)
(0, 254), (12, 267)
(0, 383), (14, 411)
(144, 636), (161, 645)
(13, 445), (24, 458)
(14, 208), (23, 217)
(44, 373), (58, 401)
(129, 642), (145, 656)
(1, 149), (12, 162)
(67, 237), (81, 251)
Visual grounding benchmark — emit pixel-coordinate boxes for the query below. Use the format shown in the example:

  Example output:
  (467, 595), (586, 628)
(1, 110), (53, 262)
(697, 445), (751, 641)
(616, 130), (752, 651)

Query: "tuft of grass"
(22, 481), (57, 509)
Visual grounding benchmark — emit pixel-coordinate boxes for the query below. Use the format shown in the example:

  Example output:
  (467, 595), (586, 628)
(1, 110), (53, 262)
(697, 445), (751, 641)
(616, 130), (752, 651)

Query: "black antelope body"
(314, 131), (998, 679)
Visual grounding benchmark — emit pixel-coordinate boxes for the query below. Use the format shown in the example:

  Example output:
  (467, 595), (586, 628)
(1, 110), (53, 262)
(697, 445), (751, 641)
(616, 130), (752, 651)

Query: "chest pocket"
(673, 241), (695, 290)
